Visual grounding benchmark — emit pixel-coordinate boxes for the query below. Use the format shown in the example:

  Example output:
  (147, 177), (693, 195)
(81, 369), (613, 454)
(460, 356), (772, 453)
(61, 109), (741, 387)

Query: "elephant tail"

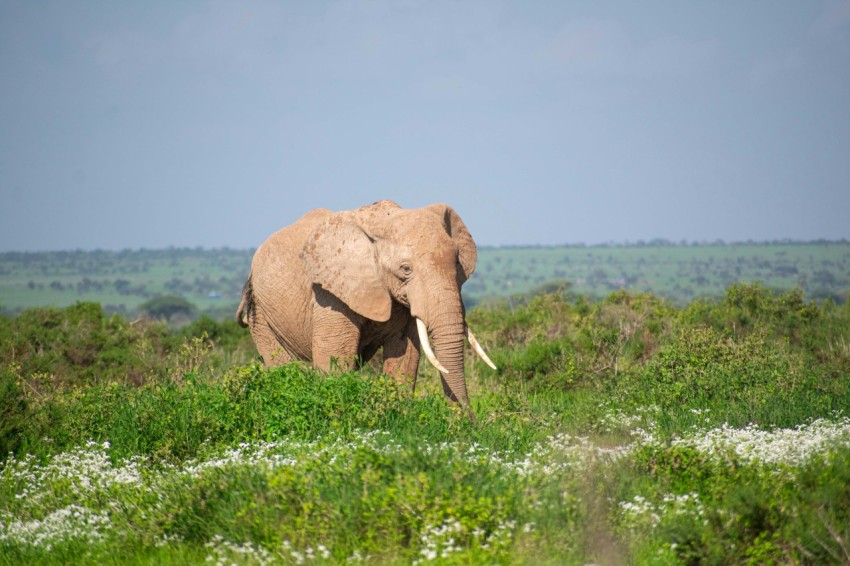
(236, 275), (254, 328)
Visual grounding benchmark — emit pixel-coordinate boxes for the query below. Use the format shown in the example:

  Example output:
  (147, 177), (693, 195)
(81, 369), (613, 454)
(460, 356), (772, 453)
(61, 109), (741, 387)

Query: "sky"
(1, 1), (849, 252)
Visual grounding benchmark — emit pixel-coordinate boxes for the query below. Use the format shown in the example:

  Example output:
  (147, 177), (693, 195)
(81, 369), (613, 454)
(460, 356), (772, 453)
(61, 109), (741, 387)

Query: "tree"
(138, 296), (196, 322)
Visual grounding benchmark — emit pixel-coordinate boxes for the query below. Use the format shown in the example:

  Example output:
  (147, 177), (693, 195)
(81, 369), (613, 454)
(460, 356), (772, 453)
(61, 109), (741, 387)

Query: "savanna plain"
(2, 244), (850, 564)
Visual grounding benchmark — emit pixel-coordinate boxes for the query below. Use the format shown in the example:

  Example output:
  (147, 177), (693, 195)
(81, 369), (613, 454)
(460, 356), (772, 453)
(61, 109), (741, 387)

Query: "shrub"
(5, 287), (850, 563)
(0, 302), (172, 388)
(653, 327), (794, 402)
(138, 295), (196, 323)
(475, 290), (675, 394)
(0, 363), (28, 457)
(684, 282), (823, 346)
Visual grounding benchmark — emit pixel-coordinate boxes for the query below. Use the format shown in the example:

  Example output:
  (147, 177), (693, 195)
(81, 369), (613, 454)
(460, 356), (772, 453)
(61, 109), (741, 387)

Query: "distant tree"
(114, 279), (131, 294)
(530, 279), (573, 297)
(590, 268), (609, 285)
(138, 296), (196, 322)
(165, 277), (183, 293)
(813, 270), (837, 286)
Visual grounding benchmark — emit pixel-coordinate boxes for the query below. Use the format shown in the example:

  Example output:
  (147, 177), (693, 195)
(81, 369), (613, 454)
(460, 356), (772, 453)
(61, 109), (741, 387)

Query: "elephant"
(236, 199), (495, 409)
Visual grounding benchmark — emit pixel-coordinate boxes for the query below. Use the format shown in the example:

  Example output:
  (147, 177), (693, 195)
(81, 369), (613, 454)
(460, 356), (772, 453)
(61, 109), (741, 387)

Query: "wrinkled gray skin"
(237, 200), (479, 407)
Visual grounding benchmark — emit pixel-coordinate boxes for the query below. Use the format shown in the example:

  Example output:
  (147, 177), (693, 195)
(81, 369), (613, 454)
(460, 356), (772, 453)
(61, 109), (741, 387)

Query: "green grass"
(0, 248), (253, 317)
(2, 283), (850, 563)
(469, 242), (850, 305)
(3, 242), (850, 319)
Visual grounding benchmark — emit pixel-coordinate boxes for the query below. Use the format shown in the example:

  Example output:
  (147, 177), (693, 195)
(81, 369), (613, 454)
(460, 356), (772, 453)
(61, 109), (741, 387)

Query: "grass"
(0, 248), (253, 316)
(3, 242), (850, 318)
(470, 241), (850, 305)
(2, 282), (850, 563)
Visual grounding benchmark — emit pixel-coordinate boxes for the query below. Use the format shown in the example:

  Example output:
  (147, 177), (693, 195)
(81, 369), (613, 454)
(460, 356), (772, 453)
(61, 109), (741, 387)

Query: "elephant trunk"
(427, 304), (469, 406)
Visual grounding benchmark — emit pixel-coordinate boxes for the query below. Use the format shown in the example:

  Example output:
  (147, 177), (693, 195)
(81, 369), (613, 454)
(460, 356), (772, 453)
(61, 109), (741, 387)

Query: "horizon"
(3, 237), (850, 257)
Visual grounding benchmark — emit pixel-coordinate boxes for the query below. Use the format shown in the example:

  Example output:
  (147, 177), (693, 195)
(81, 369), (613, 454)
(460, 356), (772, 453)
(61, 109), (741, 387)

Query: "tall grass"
(2, 283), (850, 563)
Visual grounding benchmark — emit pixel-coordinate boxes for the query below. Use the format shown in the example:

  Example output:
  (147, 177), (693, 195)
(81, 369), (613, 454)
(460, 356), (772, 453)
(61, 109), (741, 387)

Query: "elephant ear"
(301, 215), (392, 322)
(424, 203), (477, 283)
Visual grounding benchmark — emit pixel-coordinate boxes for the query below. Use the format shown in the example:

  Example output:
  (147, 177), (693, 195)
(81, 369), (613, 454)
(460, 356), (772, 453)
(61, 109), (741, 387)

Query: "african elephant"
(236, 199), (495, 408)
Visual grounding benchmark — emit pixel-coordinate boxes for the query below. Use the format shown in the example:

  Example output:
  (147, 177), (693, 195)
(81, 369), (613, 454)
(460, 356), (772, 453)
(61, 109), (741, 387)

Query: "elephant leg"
(382, 319), (421, 390)
(357, 343), (381, 370)
(311, 292), (362, 372)
(249, 309), (293, 367)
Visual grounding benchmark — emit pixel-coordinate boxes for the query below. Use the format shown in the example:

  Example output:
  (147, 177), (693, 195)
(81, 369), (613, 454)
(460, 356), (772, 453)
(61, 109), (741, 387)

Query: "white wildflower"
(619, 492), (705, 531)
(672, 418), (850, 470)
(204, 535), (272, 566)
(0, 504), (111, 547)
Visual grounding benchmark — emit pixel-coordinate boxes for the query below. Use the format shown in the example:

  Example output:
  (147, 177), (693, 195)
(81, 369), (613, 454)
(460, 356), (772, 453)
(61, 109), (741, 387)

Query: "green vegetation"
(469, 241), (850, 306)
(138, 295), (197, 323)
(2, 241), (849, 318)
(2, 282), (850, 564)
(0, 248), (251, 318)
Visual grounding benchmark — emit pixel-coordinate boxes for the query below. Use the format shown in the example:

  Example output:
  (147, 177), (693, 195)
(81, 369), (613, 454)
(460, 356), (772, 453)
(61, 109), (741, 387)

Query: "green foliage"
(3, 242), (850, 317)
(180, 315), (246, 351)
(0, 364), (27, 457)
(467, 241), (850, 305)
(0, 302), (256, 391)
(471, 283), (850, 431)
(617, 430), (850, 564)
(470, 289), (675, 394)
(157, 436), (539, 562)
(685, 282), (821, 343)
(1, 302), (165, 387)
(0, 247), (253, 317)
(3, 284), (850, 564)
(138, 295), (196, 322)
(640, 326), (797, 406)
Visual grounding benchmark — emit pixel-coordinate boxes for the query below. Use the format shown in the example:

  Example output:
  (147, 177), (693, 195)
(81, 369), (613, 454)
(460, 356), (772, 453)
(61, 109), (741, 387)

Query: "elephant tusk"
(466, 328), (497, 370)
(416, 318), (449, 375)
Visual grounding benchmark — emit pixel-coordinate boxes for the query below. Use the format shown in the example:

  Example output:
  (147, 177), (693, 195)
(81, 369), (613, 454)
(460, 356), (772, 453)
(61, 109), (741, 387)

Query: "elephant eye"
(400, 263), (413, 277)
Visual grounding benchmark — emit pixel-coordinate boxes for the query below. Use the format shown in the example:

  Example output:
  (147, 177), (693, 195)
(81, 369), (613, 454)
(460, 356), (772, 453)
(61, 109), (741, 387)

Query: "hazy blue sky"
(1, 1), (849, 251)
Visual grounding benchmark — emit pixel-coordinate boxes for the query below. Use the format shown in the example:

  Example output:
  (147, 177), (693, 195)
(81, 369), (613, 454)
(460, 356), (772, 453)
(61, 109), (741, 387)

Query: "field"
(469, 241), (850, 305)
(0, 248), (251, 317)
(2, 282), (850, 564)
(2, 242), (849, 319)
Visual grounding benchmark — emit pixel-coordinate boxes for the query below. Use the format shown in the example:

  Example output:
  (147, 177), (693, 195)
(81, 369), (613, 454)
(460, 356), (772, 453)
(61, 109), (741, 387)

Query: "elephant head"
(300, 200), (495, 407)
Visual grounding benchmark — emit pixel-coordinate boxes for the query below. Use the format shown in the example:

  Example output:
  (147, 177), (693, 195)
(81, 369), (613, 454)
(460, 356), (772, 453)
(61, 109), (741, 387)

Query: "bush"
(645, 326), (798, 406)
(471, 290), (675, 393)
(4, 287), (850, 564)
(684, 282), (824, 346)
(0, 303), (257, 392)
(0, 364), (27, 457)
(0, 302), (171, 388)
(138, 295), (196, 322)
